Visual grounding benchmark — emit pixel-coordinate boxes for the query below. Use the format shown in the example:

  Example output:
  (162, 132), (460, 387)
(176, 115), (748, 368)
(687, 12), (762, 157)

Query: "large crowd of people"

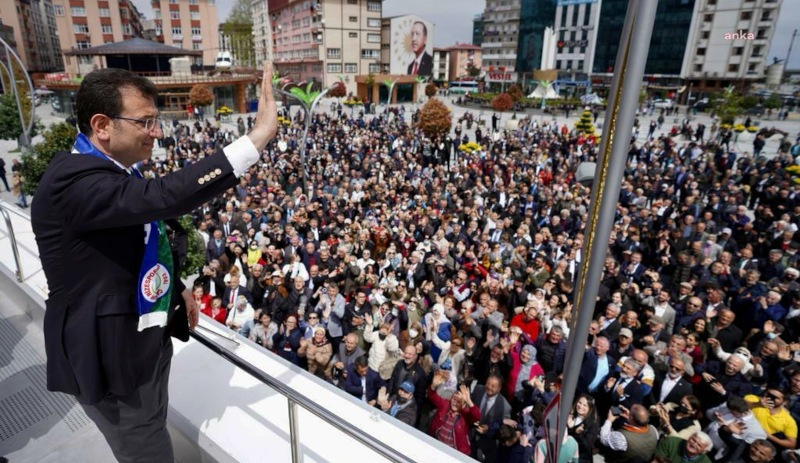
(141, 100), (800, 463)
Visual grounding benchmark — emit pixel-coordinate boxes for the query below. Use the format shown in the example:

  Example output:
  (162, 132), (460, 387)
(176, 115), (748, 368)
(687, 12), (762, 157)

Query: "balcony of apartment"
(482, 42), (504, 48)
(0, 201), (472, 463)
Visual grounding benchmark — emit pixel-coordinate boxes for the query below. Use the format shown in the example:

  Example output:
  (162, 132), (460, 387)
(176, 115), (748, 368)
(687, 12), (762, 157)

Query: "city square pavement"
(2, 95), (800, 210)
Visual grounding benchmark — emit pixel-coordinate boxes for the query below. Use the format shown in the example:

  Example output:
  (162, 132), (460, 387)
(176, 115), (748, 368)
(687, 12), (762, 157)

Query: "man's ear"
(90, 114), (113, 141)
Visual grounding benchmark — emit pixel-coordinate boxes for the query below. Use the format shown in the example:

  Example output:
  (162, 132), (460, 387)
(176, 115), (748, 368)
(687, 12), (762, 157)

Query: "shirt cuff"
(223, 135), (259, 177)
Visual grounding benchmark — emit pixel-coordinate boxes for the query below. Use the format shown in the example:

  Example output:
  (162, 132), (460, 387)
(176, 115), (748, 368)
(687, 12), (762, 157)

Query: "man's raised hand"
(247, 62), (279, 151)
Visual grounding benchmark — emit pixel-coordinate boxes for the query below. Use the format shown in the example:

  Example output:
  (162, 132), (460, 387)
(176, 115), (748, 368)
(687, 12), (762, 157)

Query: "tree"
(329, 81), (347, 99)
(418, 98), (452, 139)
(425, 82), (438, 98)
(764, 93), (782, 111)
(221, 0), (254, 67)
(19, 121), (77, 195)
(466, 64), (481, 78)
(0, 94), (41, 144)
(508, 84), (524, 103)
(574, 109), (597, 136)
(491, 93), (513, 112)
(189, 84), (214, 107)
(365, 72), (376, 100)
(177, 215), (205, 278)
(709, 86), (743, 125)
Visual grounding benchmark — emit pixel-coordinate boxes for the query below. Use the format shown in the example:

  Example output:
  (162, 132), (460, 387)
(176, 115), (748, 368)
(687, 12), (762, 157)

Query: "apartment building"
(432, 47), (449, 82)
(149, 0), (219, 67)
(50, 0), (142, 74)
(447, 43), (481, 81)
(480, 0), (520, 74)
(0, 0), (62, 72)
(252, 0), (273, 65)
(268, 0), (383, 90)
(680, 0), (782, 92)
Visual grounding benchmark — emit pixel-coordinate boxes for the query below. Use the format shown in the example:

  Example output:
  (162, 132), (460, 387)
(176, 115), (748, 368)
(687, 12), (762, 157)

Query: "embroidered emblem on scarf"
(72, 133), (173, 331)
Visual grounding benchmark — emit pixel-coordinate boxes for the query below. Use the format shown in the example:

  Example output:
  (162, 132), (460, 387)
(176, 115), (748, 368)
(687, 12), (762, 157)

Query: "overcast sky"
(132, 0), (800, 68)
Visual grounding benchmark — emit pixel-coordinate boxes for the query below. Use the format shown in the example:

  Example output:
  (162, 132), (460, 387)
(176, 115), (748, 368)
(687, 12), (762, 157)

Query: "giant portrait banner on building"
(389, 16), (435, 77)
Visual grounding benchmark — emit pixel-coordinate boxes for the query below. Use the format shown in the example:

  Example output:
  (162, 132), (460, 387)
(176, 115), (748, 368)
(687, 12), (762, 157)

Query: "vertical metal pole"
(288, 398), (301, 463)
(552, 0), (659, 460)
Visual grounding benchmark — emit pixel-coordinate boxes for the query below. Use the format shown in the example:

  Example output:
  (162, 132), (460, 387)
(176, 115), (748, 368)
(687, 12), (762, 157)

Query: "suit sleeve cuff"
(223, 135), (259, 177)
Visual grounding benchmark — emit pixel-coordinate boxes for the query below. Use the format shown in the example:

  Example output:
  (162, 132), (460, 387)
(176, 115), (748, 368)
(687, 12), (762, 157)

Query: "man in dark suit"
(407, 21), (433, 76)
(344, 355), (384, 404)
(602, 357), (645, 411)
(206, 228), (226, 262)
(649, 357), (693, 406)
(222, 274), (254, 309)
(470, 375), (511, 462)
(577, 336), (614, 395)
(31, 66), (277, 462)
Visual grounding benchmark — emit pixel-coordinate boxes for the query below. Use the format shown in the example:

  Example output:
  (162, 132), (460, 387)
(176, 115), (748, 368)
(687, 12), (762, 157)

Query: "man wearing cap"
(719, 227), (739, 254)
(610, 328), (635, 363)
(377, 381), (417, 427)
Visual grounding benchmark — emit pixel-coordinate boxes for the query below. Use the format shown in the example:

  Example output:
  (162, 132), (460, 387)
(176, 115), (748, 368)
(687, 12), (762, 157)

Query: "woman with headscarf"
(509, 341), (544, 403)
(424, 303), (451, 364)
(306, 325), (334, 380)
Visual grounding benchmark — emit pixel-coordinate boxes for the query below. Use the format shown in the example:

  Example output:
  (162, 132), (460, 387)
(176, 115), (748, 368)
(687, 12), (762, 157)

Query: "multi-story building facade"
(480, 0), (520, 74)
(432, 47), (449, 82)
(472, 13), (484, 47)
(51, 0), (142, 74)
(680, 0), (781, 93)
(269, 0), (382, 90)
(219, 21), (254, 67)
(447, 43), (481, 81)
(149, 0), (218, 67)
(0, 0), (63, 72)
(251, 0), (273, 65)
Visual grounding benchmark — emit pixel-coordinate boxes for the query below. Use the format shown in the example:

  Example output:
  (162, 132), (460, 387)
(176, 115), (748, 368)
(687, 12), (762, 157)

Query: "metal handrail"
(189, 326), (417, 463)
(0, 203), (24, 282)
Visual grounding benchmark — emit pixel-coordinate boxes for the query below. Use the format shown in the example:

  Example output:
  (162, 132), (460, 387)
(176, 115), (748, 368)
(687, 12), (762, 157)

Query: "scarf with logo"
(73, 133), (173, 331)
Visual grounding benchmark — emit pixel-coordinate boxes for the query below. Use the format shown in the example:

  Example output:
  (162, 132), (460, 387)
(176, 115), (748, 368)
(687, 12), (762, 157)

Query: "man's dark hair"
(413, 21), (427, 37)
(76, 68), (158, 136)
(355, 355), (369, 368)
(727, 395), (749, 414)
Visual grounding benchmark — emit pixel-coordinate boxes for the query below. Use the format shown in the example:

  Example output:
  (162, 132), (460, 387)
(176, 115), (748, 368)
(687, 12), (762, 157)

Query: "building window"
(327, 48), (341, 59)
(728, 64), (738, 72)
(349, 16), (358, 22)
(155, 26), (163, 36)
(120, 8), (127, 17)
(193, 42), (202, 50)
(347, 0), (357, 3)
(367, 33), (380, 43)
(697, 48), (706, 56)
(328, 63), (342, 73)
(77, 40), (90, 49)
(73, 24), (89, 34)
(153, 9), (161, 19)
(361, 49), (379, 59)
(304, 33), (311, 42)
(703, 14), (713, 22)
(748, 63), (757, 72)
(367, 1), (381, 12)
(740, 11), (751, 20)
(190, 0), (199, 4)
(367, 18), (380, 28)
(71, 6), (86, 16)
(345, 63), (357, 73)
(78, 56), (93, 65)
(174, 40), (183, 47)
(190, 27), (201, 36)
(170, 10), (180, 19)
(349, 32), (357, 38)
(733, 47), (743, 56)
(369, 63), (380, 73)
(172, 27), (182, 36)
(191, 11), (200, 20)
(123, 24), (132, 35)
(53, 4), (64, 15)
(701, 31), (709, 39)
(101, 24), (113, 34)
(694, 64), (702, 72)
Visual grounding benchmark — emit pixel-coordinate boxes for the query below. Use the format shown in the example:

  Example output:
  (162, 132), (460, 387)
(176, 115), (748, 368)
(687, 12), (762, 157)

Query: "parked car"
(653, 99), (675, 109)
(692, 98), (709, 111)
(745, 105), (765, 116)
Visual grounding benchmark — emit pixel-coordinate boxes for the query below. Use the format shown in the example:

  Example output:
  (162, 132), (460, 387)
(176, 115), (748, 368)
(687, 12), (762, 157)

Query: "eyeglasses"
(308, 316), (318, 320)
(112, 115), (163, 133)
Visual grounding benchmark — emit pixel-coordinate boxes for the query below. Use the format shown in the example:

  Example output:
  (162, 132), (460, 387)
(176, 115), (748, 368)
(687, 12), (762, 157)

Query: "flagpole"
(551, 0), (659, 460)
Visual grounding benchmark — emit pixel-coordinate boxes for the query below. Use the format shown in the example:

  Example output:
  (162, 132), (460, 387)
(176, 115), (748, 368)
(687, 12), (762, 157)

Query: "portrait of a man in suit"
(407, 21), (433, 76)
